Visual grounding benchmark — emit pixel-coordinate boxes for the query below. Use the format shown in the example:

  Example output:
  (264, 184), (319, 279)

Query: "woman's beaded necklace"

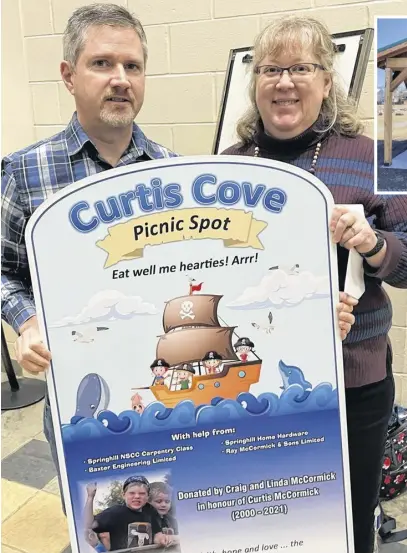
(253, 141), (322, 174)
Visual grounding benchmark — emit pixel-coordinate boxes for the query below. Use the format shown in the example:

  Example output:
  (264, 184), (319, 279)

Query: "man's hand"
(337, 292), (358, 340)
(16, 316), (52, 374)
(86, 482), (97, 498)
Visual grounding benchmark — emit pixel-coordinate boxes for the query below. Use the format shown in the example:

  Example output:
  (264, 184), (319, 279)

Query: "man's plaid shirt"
(1, 113), (177, 333)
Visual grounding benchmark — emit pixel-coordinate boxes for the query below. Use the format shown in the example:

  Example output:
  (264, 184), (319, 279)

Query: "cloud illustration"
(50, 289), (158, 327)
(227, 268), (330, 309)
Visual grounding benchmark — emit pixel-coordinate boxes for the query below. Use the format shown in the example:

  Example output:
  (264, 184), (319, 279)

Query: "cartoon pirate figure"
(202, 351), (223, 374)
(176, 363), (195, 390)
(150, 358), (170, 385)
(234, 337), (255, 363)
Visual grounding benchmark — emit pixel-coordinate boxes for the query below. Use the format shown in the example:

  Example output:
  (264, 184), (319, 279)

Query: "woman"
(221, 16), (407, 553)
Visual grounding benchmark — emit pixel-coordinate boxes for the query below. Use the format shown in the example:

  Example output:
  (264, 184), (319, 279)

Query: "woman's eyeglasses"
(254, 63), (325, 81)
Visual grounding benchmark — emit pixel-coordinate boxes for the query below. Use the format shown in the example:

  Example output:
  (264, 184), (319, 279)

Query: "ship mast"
(157, 294), (239, 367)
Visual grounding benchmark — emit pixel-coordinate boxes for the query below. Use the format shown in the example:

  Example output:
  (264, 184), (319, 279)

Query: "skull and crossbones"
(180, 300), (195, 320)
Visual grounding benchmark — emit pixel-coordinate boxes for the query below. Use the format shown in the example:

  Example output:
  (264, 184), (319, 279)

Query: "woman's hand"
(330, 206), (377, 254)
(337, 292), (358, 340)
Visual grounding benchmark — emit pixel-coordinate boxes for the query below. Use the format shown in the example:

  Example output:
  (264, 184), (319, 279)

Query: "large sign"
(26, 156), (354, 553)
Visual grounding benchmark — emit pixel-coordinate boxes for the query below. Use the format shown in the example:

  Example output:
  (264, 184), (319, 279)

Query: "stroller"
(377, 404), (407, 544)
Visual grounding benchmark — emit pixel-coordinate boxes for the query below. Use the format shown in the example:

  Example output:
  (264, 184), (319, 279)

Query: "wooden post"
(384, 67), (393, 166)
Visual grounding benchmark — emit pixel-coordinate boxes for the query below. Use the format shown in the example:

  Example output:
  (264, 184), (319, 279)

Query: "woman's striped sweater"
(222, 129), (407, 388)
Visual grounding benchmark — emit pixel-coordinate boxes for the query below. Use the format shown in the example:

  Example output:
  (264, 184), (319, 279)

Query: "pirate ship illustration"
(135, 285), (263, 408)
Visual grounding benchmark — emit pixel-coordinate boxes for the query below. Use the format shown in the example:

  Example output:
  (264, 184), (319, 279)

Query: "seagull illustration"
(72, 327), (109, 343)
(251, 311), (274, 334)
(269, 264), (300, 275)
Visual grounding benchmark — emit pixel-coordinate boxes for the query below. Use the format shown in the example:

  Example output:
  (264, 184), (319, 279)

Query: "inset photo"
(76, 472), (180, 552)
(376, 17), (407, 193)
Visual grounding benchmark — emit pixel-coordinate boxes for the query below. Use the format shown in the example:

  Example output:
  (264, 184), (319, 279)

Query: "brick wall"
(2, 0), (406, 397)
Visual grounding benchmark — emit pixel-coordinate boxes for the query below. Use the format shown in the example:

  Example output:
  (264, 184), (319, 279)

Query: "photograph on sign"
(375, 16), (407, 194)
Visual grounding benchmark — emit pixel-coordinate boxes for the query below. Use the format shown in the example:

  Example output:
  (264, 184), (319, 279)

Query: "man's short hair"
(149, 481), (172, 499)
(63, 3), (148, 68)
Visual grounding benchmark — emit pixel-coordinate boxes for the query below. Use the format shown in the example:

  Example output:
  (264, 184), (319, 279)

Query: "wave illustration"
(62, 383), (338, 443)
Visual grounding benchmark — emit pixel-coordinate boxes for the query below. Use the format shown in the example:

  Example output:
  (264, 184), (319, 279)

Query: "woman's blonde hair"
(236, 16), (364, 143)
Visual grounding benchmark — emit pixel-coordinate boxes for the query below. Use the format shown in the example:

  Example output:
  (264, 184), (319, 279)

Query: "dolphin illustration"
(74, 373), (110, 419)
(278, 360), (312, 401)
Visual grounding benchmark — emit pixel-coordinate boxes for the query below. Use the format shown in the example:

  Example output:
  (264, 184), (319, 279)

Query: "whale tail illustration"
(74, 373), (110, 419)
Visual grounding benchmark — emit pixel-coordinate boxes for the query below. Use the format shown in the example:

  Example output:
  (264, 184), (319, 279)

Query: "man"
(84, 477), (171, 550)
(1, 3), (176, 514)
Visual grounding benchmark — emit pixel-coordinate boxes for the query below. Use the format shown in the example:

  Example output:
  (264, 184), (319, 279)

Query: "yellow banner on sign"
(96, 207), (268, 268)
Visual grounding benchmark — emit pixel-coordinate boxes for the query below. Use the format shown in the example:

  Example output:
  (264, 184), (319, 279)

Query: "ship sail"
(163, 294), (221, 333)
(157, 327), (239, 367)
